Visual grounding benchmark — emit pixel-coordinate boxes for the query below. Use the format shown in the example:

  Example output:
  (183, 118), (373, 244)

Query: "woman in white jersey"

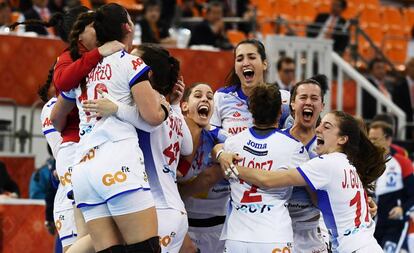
(283, 75), (329, 253)
(176, 82), (230, 253)
(82, 44), (193, 253)
(222, 84), (309, 253)
(52, 4), (168, 253)
(226, 110), (387, 253)
(210, 39), (291, 135)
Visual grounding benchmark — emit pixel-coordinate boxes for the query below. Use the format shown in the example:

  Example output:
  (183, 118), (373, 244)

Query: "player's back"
(138, 106), (191, 213)
(222, 127), (308, 243)
(298, 152), (377, 252)
(64, 50), (147, 156)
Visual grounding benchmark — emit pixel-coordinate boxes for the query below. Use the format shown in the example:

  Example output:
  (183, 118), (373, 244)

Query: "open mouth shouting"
(197, 104), (210, 120)
(243, 69), (255, 82)
(316, 136), (325, 146)
(303, 108), (314, 122)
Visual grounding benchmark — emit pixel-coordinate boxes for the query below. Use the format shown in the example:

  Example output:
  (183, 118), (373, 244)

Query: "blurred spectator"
(306, 0), (349, 55)
(368, 121), (414, 252)
(178, 0), (201, 18)
(275, 57), (295, 91)
(137, 0), (176, 46)
(29, 156), (54, 199)
(0, 160), (19, 198)
(404, 58), (414, 122)
(0, 0), (12, 32)
(390, 62), (413, 139)
(407, 26), (414, 61)
(23, 0), (52, 35)
(362, 58), (393, 120)
(48, 0), (66, 14)
(160, 0), (176, 30)
(372, 113), (409, 157)
(189, 1), (232, 50)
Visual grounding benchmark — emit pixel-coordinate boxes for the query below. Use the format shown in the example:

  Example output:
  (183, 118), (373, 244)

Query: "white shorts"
(54, 207), (77, 248)
(80, 189), (154, 222)
(56, 142), (77, 196)
(54, 183), (73, 213)
(224, 240), (293, 253)
(72, 138), (151, 207)
(293, 227), (327, 253)
(188, 224), (225, 253)
(157, 208), (188, 253)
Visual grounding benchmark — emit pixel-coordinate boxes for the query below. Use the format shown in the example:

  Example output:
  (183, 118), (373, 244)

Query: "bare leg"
(113, 206), (158, 244)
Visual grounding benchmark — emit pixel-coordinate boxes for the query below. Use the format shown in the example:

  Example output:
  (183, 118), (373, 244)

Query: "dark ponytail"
(68, 12), (96, 61)
(38, 64), (55, 102)
(333, 110), (387, 191)
(137, 44), (180, 96)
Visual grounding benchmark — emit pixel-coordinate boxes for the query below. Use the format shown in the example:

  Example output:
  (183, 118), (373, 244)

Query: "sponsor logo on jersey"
(163, 165), (177, 182)
(55, 220), (62, 231)
(272, 244), (292, 253)
(343, 220), (374, 236)
(233, 111), (241, 117)
(160, 232), (176, 247)
(79, 125), (93, 136)
(234, 203), (275, 214)
(80, 147), (97, 163)
(228, 126), (247, 135)
(59, 167), (72, 186)
(102, 167), (130, 186)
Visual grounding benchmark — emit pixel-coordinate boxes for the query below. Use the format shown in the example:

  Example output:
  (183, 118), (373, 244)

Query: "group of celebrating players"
(13, 3), (391, 253)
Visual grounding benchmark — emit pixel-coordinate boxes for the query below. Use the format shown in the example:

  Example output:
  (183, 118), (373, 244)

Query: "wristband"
(216, 149), (224, 161)
(161, 103), (169, 121)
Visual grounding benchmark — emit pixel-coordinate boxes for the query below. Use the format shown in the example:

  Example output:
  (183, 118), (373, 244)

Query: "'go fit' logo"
(102, 168), (129, 186)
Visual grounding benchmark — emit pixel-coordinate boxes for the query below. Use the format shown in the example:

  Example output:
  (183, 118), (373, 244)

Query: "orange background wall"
(0, 35), (233, 106)
(0, 203), (55, 253)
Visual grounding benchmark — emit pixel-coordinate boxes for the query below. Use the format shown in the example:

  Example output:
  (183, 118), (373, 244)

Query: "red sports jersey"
(53, 46), (102, 143)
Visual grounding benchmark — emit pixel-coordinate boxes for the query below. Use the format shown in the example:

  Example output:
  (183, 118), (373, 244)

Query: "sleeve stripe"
(296, 166), (317, 192)
(60, 92), (76, 101)
(43, 129), (57, 135)
(129, 65), (151, 87)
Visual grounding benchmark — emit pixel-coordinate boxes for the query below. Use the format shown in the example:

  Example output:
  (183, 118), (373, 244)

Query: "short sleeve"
(210, 91), (222, 127)
(121, 52), (150, 88)
(297, 155), (331, 191)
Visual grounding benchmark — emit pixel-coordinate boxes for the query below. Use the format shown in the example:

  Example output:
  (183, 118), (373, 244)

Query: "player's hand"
(368, 197), (378, 218)
(218, 151), (242, 177)
(98, 40), (125, 57)
(170, 76), (185, 105)
(389, 206), (403, 220)
(82, 97), (118, 118)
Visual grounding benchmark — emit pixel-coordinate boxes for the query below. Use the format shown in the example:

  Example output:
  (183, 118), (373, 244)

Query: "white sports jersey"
(221, 127), (309, 243)
(179, 126), (230, 218)
(138, 105), (192, 212)
(41, 97), (62, 158)
(62, 50), (149, 159)
(297, 152), (378, 253)
(282, 130), (321, 225)
(211, 86), (252, 135)
(211, 85), (291, 135)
